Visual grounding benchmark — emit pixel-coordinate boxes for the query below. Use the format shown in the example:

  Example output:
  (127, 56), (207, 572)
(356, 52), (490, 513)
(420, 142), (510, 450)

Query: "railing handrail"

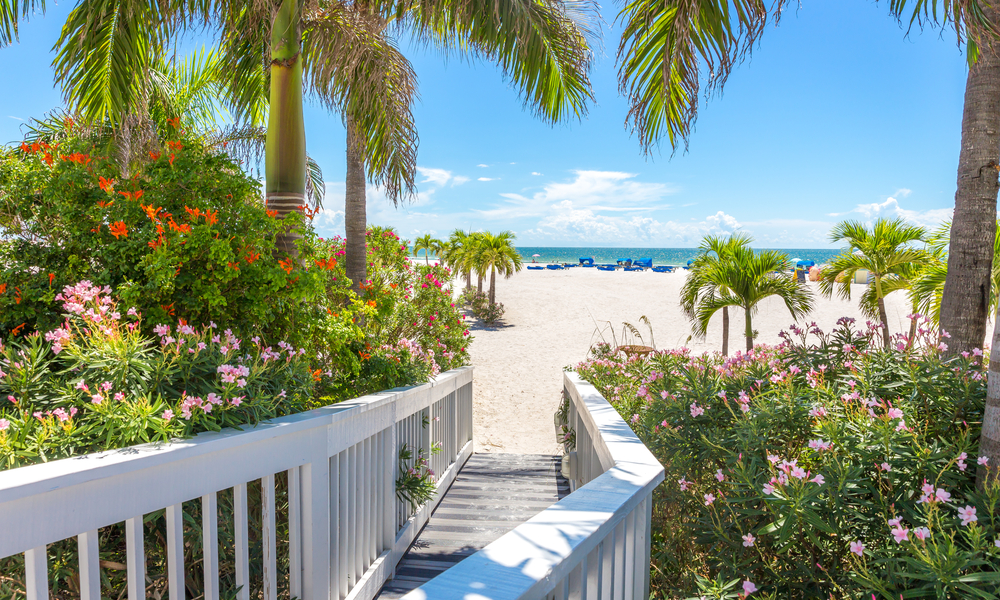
(0, 366), (473, 561)
(401, 371), (664, 599)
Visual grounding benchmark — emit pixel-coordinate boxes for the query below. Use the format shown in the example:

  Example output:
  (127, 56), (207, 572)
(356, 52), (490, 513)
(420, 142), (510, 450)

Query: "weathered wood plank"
(374, 454), (567, 599)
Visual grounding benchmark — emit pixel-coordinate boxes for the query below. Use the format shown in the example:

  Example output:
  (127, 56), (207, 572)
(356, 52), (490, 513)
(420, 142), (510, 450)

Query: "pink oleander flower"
(716, 469), (725, 482)
(849, 540), (864, 556)
(914, 527), (930, 541)
(153, 324), (170, 337)
(742, 581), (757, 596)
(888, 517), (901, 527)
(895, 419), (907, 432)
(891, 525), (909, 544)
(704, 493), (715, 506)
(162, 409), (174, 422)
(808, 439), (831, 451)
(678, 477), (690, 491)
(0, 418), (9, 431)
(810, 474), (825, 485)
(790, 467), (807, 479)
(808, 406), (827, 418)
(762, 483), (775, 495)
(690, 403), (704, 418)
(742, 533), (755, 547)
(979, 456), (989, 466)
(880, 462), (891, 472)
(936, 488), (952, 503)
(886, 407), (903, 419)
(958, 505), (978, 526)
(767, 454), (780, 464)
(114, 392), (125, 401)
(91, 393), (103, 405)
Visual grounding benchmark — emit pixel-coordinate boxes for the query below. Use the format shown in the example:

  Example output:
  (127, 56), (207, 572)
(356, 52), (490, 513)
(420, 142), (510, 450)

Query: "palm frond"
(406, 0), (596, 124)
(215, 2), (270, 127)
(617, 0), (786, 153)
(0, 0), (44, 47)
(883, 0), (998, 62)
(306, 155), (326, 209)
(303, 4), (418, 205)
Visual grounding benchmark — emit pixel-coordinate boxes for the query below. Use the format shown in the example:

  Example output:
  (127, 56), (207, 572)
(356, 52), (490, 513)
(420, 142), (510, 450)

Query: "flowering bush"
(576, 317), (1000, 599)
(0, 281), (315, 470)
(0, 130), (324, 342)
(466, 290), (505, 324)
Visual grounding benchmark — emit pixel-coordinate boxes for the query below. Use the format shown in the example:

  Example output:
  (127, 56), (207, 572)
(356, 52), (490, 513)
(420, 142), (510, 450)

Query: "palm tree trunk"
(980, 300), (1000, 487)
(940, 10), (1000, 357)
(744, 307), (753, 353)
(465, 270), (472, 290)
(265, 0), (305, 257)
(489, 267), (496, 305)
(477, 272), (483, 294)
(345, 117), (367, 295)
(877, 296), (891, 348)
(424, 252), (428, 266)
(721, 306), (729, 356)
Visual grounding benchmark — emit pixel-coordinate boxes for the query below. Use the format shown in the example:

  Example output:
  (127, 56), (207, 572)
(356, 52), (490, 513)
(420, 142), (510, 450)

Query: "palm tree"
(818, 218), (929, 348)
(442, 229), (476, 291)
(475, 231), (522, 305)
(413, 234), (440, 265)
(680, 233), (753, 356)
(689, 246), (813, 352)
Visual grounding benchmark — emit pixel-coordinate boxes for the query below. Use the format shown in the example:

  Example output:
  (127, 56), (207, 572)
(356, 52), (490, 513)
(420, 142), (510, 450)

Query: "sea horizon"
(409, 246), (843, 267)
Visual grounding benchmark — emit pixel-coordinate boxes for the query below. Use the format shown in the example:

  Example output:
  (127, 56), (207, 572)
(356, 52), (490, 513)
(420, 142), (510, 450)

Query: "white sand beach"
(464, 266), (916, 454)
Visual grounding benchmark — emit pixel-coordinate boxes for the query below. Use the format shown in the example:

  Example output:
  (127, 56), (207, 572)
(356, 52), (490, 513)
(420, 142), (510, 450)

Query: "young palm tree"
(818, 218), (929, 348)
(475, 231), (523, 305)
(689, 246), (813, 352)
(442, 229), (476, 290)
(413, 234), (440, 265)
(680, 233), (753, 356)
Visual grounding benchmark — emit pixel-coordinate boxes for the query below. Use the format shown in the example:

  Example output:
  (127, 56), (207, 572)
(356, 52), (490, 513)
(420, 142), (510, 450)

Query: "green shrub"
(576, 317), (1000, 599)
(465, 290), (505, 325)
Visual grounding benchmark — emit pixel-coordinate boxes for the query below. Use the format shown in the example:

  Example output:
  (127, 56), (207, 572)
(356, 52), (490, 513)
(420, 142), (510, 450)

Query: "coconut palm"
(680, 232), (753, 356)
(475, 231), (522, 305)
(818, 218), (929, 348)
(443, 229), (477, 290)
(689, 245), (813, 352)
(341, 1), (595, 292)
(413, 234), (440, 265)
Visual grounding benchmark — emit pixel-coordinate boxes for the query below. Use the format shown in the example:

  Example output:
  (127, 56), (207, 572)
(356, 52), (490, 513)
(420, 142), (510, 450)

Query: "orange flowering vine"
(169, 154), (176, 166)
(97, 200), (114, 209)
(168, 219), (191, 234)
(160, 303), (175, 316)
(266, 209), (279, 218)
(109, 222), (128, 239)
(149, 151), (161, 160)
(98, 176), (115, 193)
(14, 287), (22, 305)
(314, 257), (337, 270)
(278, 258), (294, 274)
(0, 283), (6, 295)
(204, 209), (218, 225)
(119, 189), (144, 202)
(48, 273), (55, 287)
(11, 323), (26, 336)
(166, 140), (184, 151)
(244, 250), (261, 264)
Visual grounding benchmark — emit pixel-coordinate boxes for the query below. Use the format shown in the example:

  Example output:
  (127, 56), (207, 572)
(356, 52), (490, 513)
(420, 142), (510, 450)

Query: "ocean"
(513, 247), (842, 267)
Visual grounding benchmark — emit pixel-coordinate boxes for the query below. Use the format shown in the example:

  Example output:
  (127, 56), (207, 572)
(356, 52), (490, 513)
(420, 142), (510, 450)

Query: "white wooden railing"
(400, 372), (664, 600)
(0, 366), (474, 600)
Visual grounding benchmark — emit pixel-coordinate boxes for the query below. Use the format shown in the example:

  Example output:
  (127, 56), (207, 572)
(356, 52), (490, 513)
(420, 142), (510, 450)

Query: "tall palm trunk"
(265, 0), (306, 257)
(345, 117), (367, 295)
(477, 272), (483, 293)
(940, 11), (1000, 356)
(721, 306), (729, 356)
(981, 300), (1000, 487)
(489, 267), (496, 305)
(744, 307), (753, 352)
(465, 270), (472, 290)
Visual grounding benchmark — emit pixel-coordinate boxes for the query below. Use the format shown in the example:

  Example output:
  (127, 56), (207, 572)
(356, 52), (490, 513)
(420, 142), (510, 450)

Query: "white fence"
(399, 372), (664, 600)
(0, 367), (474, 600)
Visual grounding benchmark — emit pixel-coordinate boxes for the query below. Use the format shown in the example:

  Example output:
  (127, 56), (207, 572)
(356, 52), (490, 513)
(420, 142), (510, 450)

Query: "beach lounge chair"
(546, 264), (564, 270)
(597, 265), (615, 271)
(527, 265), (544, 270)
(624, 266), (643, 271)
(634, 258), (653, 269)
(651, 266), (673, 273)
(579, 257), (594, 266)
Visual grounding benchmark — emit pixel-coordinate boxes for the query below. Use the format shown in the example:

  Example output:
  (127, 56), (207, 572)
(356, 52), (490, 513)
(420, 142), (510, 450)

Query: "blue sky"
(0, 1), (969, 248)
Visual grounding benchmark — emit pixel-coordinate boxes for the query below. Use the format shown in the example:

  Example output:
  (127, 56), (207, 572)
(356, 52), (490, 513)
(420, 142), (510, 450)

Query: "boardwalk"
(376, 453), (570, 599)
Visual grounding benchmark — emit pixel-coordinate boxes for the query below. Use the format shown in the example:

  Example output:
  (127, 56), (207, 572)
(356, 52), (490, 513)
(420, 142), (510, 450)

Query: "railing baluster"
(261, 475), (276, 600)
(623, 510), (636, 597)
(633, 497), (650, 599)
(125, 516), (145, 600)
(234, 483), (250, 600)
(600, 537), (613, 599)
(78, 530), (100, 600)
(374, 430), (384, 555)
(165, 503), (185, 600)
(568, 554), (584, 600)
(202, 493), (220, 600)
(364, 435), (372, 565)
(383, 426), (396, 553)
(24, 546), (48, 600)
(586, 542), (601, 599)
(612, 519), (625, 600)
(338, 450), (350, 599)
(329, 455), (340, 600)
(289, 467), (302, 599)
(349, 443), (359, 585)
(300, 457), (330, 600)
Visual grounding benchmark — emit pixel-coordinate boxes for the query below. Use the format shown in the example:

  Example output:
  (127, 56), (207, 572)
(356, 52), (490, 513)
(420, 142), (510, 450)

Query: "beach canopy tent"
(616, 258), (633, 268)
(634, 258), (653, 269)
(795, 260), (815, 269)
(579, 257), (594, 266)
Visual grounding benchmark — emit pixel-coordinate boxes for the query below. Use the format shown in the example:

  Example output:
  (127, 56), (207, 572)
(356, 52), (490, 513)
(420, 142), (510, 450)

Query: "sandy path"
(465, 267), (914, 454)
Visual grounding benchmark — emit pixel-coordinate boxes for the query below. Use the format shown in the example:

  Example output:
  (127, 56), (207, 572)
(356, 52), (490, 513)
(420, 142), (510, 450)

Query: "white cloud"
(417, 167), (453, 187)
(452, 176), (470, 185)
(477, 164), (489, 168)
(8, 116), (23, 121)
(531, 172), (543, 176)
(522, 205), (740, 245)
(477, 177), (497, 182)
(830, 196), (951, 227)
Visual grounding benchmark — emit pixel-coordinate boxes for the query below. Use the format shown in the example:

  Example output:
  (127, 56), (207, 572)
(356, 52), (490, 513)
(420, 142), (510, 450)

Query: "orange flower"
(119, 190), (144, 202)
(109, 221), (128, 239)
(367, 300), (377, 308)
(14, 287), (21, 304)
(31, 142), (40, 153)
(279, 258), (294, 274)
(97, 200), (114, 209)
(98, 176), (115, 193)
(359, 351), (371, 361)
(166, 140), (184, 150)
(168, 219), (191, 234)
(227, 261), (240, 271)
(169, 153), (176, 166)
(20, 142), (30, 153)
(64, 116), (75, 129)
(91, 225), (102, 233)
(149, 151), (161, 160)
(0, 283), (6, 294)
(160, 303), (175, 316)
(311, 369), (323, 382)
(314, 257), (337, 270)
(266, 209), (279, 218)
(203, 209), (218, 225)
(184, 205), (203, 221)
(141, 203), (164, 221)
(148, 235), (165, 250)
(64, 153), (91, 166)
(48, 273), (55, 287)
(43, 153), (53, 166)
(296, 205), (319, 220)
(11, 323), (26, 336)
(166, 117), (181, 129)
(244, 250), (261, 264)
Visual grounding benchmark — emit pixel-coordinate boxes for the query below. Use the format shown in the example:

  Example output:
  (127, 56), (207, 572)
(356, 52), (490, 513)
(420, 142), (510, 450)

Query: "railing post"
(301, 447), (331, 600)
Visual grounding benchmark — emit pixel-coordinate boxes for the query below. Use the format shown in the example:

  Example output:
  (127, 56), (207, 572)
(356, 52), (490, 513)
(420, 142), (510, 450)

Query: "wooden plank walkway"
(376, 453), (570, 599)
